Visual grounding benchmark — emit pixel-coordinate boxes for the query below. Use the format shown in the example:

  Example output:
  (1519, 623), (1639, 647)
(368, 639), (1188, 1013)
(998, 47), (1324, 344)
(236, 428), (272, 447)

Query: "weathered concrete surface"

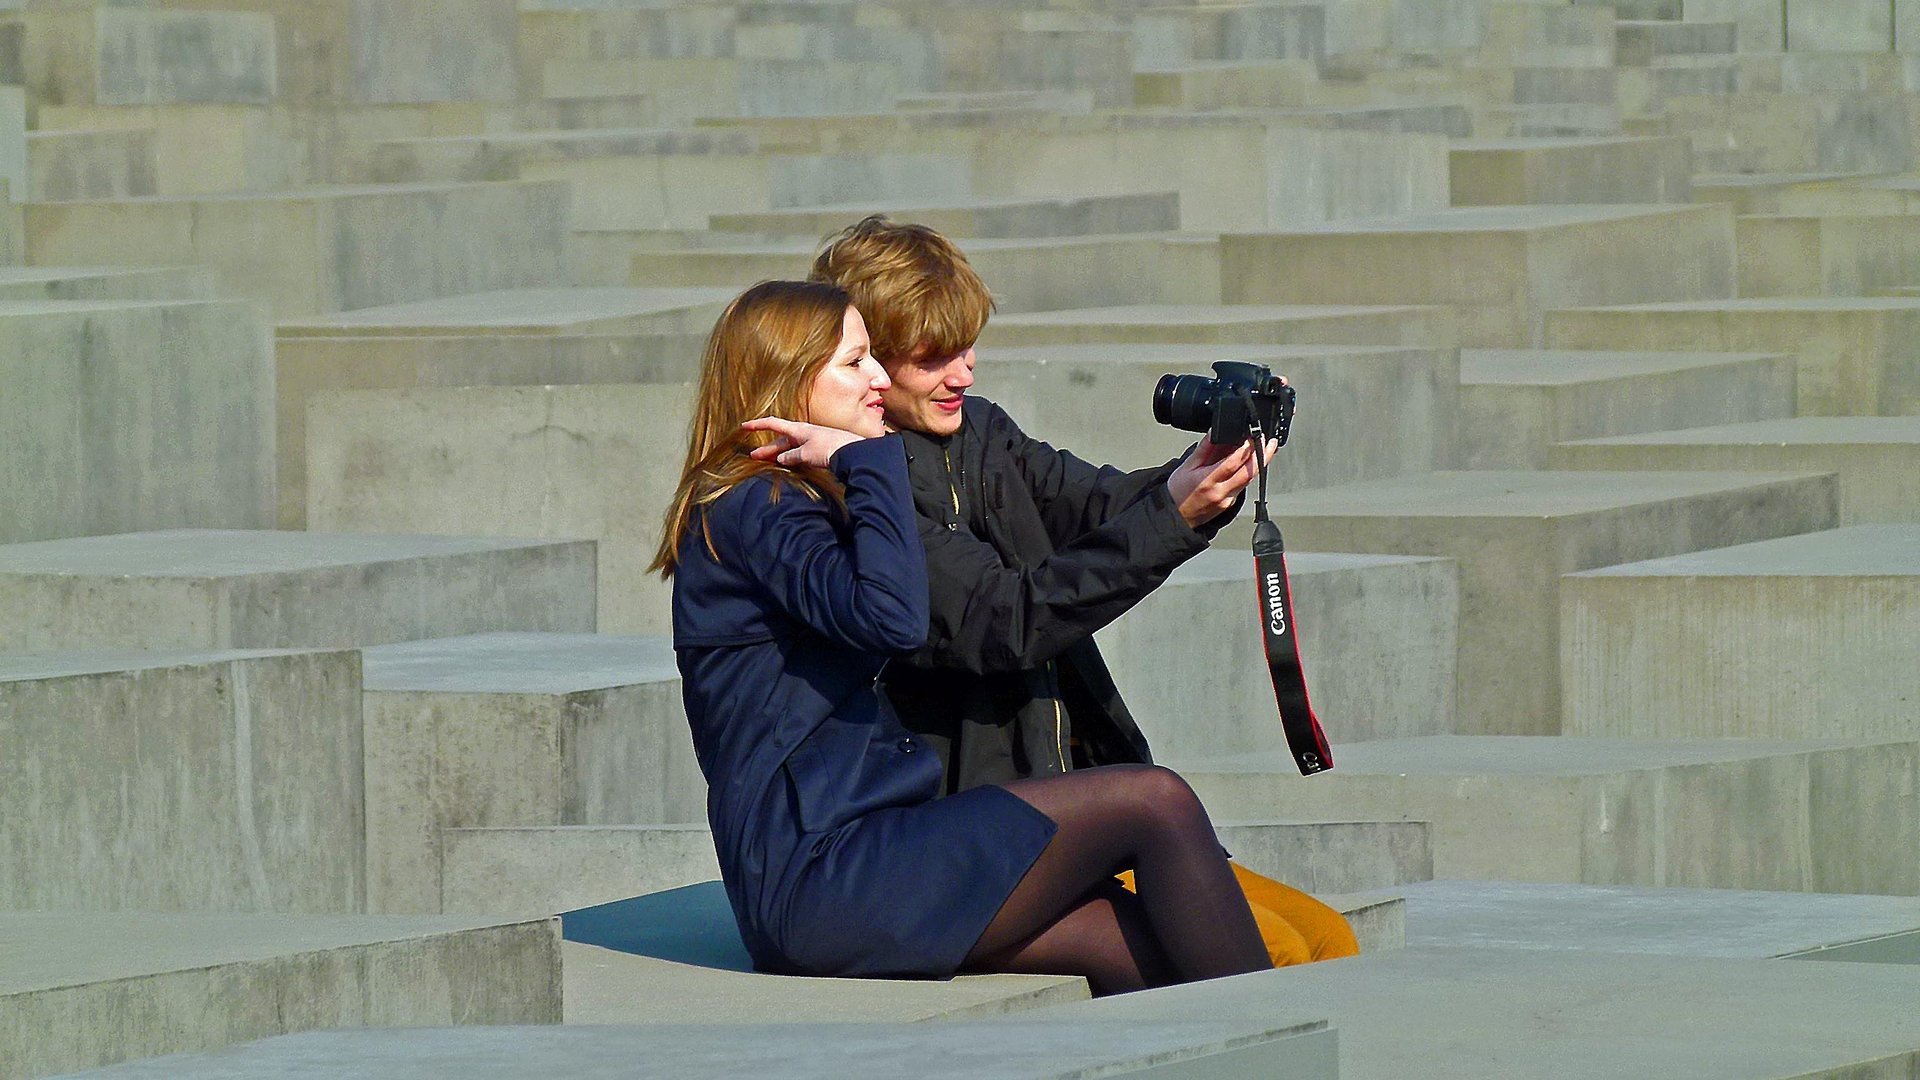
(1448, 136), (1693, 205)
(49, 1017), (1338, 1080)
(0, 912), (559, 1080)
(1211, 820), (1433, 894)
(1562, 526), (1920, 741)
(1788, 0), (1893, 51)
(0, 299), (274, 544)
(24, 180), (570, 319)
(969, 120), (1452, 230)
(360, 633), (705, 915)
(1458, 349), (1796, 469)
(0, 530), (596, 650)
(0, 648), (363, 914)
(93, 8), (275, 106)
(1736, 213), (1920, 296)
(1265, 470), (1839, 734)
(1691, 171), (1874, 215)
(979, 303), (1458, 350)
(708, 191), (1182, 239)
(1179, 737), (1920, 895)
(305, 384), (685, 635)
(973, 344), (1460, 496)
(275, 330), (705, 528)
(1041, 946), (1920, 1080)
(1686, 0), (1786, 53)
(0, 265), (216, 302)
(276, 288), (734, 338)
(1664, 91), (1911, 174)
(1397, 880), (1920, 958)
(439, 825), (722, 916)
(1545, 297), (1920, 415)
(24, 126), (154, 201)
(1221, 204), (1737, 347)
(622, 232), (1223, 311)
(1550, 417), (1920, 524)
(1776, 173), (1920, 216)
(561, 943), (1090, 1025)
(1104, 549), (1459, 748)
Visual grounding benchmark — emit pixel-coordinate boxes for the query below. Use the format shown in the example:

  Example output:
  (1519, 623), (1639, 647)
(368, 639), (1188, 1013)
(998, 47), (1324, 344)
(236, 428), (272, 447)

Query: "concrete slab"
(1617, 19), (1738, 65)
(24, 181), (571, 319)
(50, 1017), (1338, 1080)
(1220, 204), (1737, 347)
(276, 287), (732, 338)
(1737, 213), (1920, 296)
(1266, 470), (1838, 733)
(0, 912), (558, 1080)
(1686, 0), (1787, 53)
(973, 343), (1458, 498)
(622, 232), (1223, 311)
(360, 633), (705, 914)
(26, 127), (155, 201)
(305, 384), (686, 635)
(708, 192), (1182, 239)
(1178, 736), (1920, 894)
(1397, 880), (1920, 958)
(1458, 349), (1797, 469)
(1550, 417), (1920, 524)
(1788, 0), (1893, 51)
(1104, 549), (1459, 748)
(0, 298), (274, 544)
(1562, 525), (1920, 741)
(561, 943), (1088, 1025)
(275, 330), (706, 528)
(978, 303), (1459, 350)
(1663, 91), (1911, 174)
(1777, 173), (1920, 215)
(1448, 136), (1693, 205)
(0, 265), (215, 302)
(1544, 296), (1920, 416)
(0, 530), (596, 650)
(1691, 171), (1879, 215)
(1037, 945), (1920, 1080)
(0, 648), (363, 913)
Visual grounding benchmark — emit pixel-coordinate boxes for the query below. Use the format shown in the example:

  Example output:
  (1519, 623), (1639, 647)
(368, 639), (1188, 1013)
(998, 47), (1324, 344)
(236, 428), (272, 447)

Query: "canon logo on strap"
(1264, 571), (1287, 637)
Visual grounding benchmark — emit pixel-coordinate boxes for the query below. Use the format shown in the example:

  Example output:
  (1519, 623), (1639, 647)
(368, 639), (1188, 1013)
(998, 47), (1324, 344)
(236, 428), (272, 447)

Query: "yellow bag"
(1115, 862), (1358, 968)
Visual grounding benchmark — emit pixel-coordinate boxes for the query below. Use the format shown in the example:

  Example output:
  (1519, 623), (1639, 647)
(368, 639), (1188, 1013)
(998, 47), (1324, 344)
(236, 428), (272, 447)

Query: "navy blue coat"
(672, 435), (1056, 978)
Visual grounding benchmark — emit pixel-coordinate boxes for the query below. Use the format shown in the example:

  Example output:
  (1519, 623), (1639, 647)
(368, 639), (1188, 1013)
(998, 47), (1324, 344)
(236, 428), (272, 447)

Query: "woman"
(652, 280), (1268, 993)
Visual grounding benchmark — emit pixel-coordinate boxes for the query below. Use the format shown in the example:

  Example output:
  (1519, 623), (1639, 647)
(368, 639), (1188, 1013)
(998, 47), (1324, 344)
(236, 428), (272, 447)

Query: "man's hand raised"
(1166, 437), (1277, 528)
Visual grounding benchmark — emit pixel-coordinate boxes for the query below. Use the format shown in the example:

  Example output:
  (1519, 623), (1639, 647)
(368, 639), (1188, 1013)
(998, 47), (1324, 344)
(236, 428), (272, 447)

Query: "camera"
(1152, 361), (1296, 447)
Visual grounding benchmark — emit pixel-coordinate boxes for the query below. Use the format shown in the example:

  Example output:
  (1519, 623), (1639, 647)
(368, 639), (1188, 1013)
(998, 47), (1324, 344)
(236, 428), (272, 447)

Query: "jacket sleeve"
(736, 435), (930, 655)
(909, 445), (1212, 674)
(992, 403), (1243, 544)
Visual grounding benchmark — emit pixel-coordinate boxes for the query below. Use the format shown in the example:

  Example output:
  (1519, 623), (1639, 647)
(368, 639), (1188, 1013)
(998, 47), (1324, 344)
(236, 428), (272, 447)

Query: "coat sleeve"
(735, 435), (930, 656)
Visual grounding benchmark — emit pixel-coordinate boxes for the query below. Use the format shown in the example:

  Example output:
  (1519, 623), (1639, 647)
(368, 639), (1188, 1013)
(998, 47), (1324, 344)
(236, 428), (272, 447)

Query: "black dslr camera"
(1152, 361), (1295, 447)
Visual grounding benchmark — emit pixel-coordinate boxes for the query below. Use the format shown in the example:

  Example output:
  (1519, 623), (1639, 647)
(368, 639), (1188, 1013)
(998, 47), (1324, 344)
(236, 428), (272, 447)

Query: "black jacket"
(880, 396), (1235, 792)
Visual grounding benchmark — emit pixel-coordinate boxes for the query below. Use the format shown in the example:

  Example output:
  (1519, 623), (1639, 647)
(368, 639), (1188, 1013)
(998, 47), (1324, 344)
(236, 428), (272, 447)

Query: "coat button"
(897, 738), (916, 753)
(946, 522), (958, 531)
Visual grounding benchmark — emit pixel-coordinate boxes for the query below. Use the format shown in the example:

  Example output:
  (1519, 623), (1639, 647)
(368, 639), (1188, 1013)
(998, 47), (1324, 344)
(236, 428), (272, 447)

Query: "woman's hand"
(742, 416), (868, 470)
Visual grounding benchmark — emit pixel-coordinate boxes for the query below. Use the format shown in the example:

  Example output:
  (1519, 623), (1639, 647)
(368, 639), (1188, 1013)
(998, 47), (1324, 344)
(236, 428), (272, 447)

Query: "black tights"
(960, 764), (1268, 995)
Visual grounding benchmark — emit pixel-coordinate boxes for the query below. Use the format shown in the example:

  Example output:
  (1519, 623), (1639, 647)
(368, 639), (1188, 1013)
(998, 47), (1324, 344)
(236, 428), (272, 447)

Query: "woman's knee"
(1112, 764), (1211, 832)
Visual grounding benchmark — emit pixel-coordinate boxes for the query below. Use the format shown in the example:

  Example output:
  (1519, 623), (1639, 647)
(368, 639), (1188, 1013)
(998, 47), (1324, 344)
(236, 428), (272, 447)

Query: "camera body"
(1152, 361), (1295, 447)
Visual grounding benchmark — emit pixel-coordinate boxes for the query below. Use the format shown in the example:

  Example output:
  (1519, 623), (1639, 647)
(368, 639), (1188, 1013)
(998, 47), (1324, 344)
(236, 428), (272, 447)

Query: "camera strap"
(1247, 419), (1332, 776)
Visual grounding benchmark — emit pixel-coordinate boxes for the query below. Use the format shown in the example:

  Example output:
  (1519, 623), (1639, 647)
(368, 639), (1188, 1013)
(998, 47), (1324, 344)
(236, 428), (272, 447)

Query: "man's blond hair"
(809, 215), (994, 362)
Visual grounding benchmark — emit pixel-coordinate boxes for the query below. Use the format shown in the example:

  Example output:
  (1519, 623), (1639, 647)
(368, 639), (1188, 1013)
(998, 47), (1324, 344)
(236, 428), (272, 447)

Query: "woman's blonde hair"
(651, 280), (853, 578)
(809, 215), (993, 363)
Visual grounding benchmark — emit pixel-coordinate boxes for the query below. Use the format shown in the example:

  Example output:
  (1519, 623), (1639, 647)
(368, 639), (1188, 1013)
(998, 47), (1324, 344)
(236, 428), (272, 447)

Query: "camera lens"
(1153, 373), (1216, 434)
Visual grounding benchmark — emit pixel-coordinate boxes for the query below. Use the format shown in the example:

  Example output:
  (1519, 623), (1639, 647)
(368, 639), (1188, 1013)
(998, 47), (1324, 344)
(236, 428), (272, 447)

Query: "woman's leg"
(963, 764), (1268, 984)
(964, 878), (1174, 995)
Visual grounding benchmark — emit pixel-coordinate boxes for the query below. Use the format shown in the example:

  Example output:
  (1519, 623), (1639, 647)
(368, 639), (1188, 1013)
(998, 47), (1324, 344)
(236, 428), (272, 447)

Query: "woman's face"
(805, 306), (891, 438)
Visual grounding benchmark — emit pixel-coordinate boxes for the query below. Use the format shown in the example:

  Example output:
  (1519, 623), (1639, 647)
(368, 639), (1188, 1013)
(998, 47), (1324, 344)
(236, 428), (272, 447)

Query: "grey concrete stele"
(0, 530), (596, 650)
(0, 911), (559, 1080)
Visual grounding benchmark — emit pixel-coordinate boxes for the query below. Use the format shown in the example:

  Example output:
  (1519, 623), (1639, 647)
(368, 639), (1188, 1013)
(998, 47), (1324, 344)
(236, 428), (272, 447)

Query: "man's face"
(880, 343), (975, 436)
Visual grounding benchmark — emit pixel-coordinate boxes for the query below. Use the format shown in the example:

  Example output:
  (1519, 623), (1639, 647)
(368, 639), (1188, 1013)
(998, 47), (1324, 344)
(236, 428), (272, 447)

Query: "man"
(810, 216), (1356, 965)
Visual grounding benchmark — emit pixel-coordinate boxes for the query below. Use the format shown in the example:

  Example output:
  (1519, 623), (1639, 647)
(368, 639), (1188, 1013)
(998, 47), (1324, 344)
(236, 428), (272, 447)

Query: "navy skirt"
(763, 782), (1058, 979)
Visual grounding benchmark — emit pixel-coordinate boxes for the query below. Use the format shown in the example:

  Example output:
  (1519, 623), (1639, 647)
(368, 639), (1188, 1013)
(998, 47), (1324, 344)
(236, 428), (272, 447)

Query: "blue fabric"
(672, 436), (1057, 979)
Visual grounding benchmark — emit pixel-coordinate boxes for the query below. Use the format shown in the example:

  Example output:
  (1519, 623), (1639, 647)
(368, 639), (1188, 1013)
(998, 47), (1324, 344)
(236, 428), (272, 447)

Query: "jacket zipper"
(942, 447), (960, 519)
